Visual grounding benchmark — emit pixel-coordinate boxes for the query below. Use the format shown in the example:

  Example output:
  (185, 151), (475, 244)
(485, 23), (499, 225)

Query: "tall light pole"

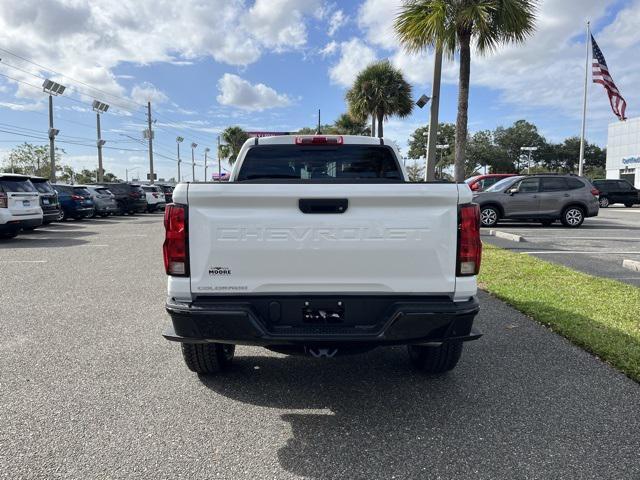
(191, 143), (198, 182)
(176, 136), (184, 182)
(144, 101), (155, 184)
(42, 79), (65, 182)
(217, 136), (221, 181)
(521, 146), (538, 174)
(203, 147), (210, 182)
(436, 144), (449, 178)
(92, 100), (109, 183)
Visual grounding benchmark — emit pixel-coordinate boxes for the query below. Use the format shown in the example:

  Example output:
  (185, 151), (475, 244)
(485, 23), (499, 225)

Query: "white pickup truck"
(163, 135), (482, 375)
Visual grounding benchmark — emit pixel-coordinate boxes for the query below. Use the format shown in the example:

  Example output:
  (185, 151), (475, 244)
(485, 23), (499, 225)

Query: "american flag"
(591, 34), (627, 121)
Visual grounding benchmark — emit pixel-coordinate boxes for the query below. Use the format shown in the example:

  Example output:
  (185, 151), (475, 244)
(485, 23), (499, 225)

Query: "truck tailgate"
(187, 183), (460, 295)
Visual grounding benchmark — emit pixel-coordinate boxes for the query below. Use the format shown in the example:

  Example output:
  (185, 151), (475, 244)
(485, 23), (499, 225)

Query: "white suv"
(142, 185), (166, 212)
(0, 174), (43, 239)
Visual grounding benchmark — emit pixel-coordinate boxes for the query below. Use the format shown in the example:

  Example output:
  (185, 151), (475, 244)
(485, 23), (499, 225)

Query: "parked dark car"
(465, 174), (517, 192)
(473, 174), (600, 228)
(29, 176), (61, 225)
(85, 185), (120, 217)
(591, 179), (640, 208)
(101, 183), (147, 214)
(53, 185), (95, 221)
(156, 184), (174, 203)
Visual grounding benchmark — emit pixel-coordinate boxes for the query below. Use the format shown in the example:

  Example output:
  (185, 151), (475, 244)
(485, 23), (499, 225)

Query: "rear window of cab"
(0, 178), (37, 193)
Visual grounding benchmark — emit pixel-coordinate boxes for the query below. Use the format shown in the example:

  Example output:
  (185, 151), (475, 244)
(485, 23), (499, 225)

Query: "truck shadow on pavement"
(198, 293), (640, 480)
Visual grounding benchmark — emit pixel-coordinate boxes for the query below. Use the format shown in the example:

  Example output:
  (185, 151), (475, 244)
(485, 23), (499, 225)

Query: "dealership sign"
(622, 156), (640, 165)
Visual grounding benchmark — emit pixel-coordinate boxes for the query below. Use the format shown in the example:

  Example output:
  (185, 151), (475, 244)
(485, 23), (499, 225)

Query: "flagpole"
(578, 21), (590, 177)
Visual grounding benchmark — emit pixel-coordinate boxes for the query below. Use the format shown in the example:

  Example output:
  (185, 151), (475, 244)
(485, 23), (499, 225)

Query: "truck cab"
(163, 135), (482, 375)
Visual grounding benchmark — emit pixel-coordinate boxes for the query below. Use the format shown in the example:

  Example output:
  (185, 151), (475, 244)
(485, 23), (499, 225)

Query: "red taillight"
(71, 194), (83, 201)
(457, 204), (482, 276)
(0, 192), (7, 208)
(591, 187), (600, 197)
(163, 204), (188, 276)
(295, 136), (343, 145)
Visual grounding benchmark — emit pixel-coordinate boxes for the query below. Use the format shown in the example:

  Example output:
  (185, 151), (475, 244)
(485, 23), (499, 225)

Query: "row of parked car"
(465, 173), (640, 228)
(0, 173), (174, 239)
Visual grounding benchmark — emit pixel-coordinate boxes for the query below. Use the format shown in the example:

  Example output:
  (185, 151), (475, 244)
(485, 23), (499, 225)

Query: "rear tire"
(181, 343), (235, 374)
(561, 206), (584, 228)
(625, 203), (634, 208)
(1, 231), (18, 239)
(599, 197), (610, 208)
(480, 206), (500, 228)
(407, 342), (463, 373)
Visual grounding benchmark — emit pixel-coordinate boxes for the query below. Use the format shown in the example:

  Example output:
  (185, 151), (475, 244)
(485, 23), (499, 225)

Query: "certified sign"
(622, 156), (640, 165)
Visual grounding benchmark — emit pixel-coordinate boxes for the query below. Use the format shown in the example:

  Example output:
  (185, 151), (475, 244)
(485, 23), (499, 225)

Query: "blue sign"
(622, 156), (640, 165)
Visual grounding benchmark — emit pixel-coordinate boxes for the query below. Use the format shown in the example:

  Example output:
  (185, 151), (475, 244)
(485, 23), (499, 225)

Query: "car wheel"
(181, 343), (235, 374)
(1, 230), (18, 239)
(561, 206), (584, 228)
(625, 203), (634, 208)
(22, 226), (38, 231)
(407, 342), (463, 374)
(57, 210), (66, 221)
(480, 206), (499, 228)
(100, 213), (109, 218)
(599, 196), (610, 208)
(540, 220), (554, 227)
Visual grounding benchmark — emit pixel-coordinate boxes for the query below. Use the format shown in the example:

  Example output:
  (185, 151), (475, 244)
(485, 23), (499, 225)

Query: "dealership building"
(606, 116), (640, 187)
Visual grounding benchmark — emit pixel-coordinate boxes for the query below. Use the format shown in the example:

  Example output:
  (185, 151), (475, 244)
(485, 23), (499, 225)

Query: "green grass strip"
(479, 244), (640, 382)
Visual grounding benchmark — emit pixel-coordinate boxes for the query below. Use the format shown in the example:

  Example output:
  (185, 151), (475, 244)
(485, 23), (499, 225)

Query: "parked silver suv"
(473, 174), (599, 228)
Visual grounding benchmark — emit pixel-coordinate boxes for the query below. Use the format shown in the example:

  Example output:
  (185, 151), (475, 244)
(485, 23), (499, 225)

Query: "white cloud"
(357, 0), (402, 50)
(320, 41), (339, 57)
(245, 0), (321, 50)
(328, 10), (348, 36)
(131, 82), (169, 104)
(328, 38), (377, 87)
(216, 74), (292, 111)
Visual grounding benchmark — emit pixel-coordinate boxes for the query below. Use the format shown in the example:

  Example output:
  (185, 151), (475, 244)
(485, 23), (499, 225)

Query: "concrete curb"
(489, 230), (526, 242)
(622, 259), (640, 272)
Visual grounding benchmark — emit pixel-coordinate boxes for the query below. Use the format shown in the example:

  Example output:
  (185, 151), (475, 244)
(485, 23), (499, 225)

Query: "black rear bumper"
(164, 295), (481, 347)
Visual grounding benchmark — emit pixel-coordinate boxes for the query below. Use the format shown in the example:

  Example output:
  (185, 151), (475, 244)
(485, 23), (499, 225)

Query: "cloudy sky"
(0, 0), (637, 181)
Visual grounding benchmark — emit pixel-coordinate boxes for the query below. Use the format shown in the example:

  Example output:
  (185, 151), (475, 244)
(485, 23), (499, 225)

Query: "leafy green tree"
(396, 0), (537, 181)
(2, 143), (64, 178)
(332, 113), (371, 136)
(405, 162), (425, 182)
(221, 127), (250, 165)
(407, 123), (455, 160)
(298, 124), (334, 135)
(494, 120), (546, 173)
(346, 60), (413, 138)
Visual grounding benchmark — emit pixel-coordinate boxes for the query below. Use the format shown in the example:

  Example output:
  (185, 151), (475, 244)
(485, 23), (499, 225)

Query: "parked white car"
(142, 185), (166, 212)
(0, 174), (43, 239)
(162, 135), (482, 375)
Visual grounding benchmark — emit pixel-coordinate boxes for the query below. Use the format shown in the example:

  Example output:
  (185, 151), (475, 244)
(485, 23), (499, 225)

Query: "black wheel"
(540, 219), (554, 227)
(561, 206), (584, 228)
(480, 206), (499, 227)
(22, 226), (38, 231)
(1, 230), (18, 239)
(625, 203), (634, 208)
(57, 209), (66, 221)
(599, 197), (609, 208)
(181, 343), (235, 374)
(407, 342), (463, 373)
(100, 213), (109, 218)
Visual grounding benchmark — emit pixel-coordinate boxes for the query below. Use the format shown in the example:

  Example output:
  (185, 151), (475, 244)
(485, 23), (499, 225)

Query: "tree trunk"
(455, 31), (472, 182)
(371, 114), (376, 137)
(377, 111), (384, 138)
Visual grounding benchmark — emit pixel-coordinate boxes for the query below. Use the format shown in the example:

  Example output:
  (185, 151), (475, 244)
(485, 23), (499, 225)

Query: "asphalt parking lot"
(482, 206), (640, 286)
(1, 215), (639, 479)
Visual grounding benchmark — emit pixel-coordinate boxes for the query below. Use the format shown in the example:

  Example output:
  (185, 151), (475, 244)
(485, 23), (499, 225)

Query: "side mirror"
(470, 183), (480, 191)
(506, 187), (518, 195)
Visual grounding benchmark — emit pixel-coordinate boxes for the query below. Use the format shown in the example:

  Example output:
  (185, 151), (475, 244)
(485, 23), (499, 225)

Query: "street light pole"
(92, 100), (109, 183)
(176, 136), (184, 183)
(43, 79), (65, 182)
(204, 147), (210, 182)
(520, 146), (538, 174)
(191, 143), (198, 182)
(217, 136), (221, 181)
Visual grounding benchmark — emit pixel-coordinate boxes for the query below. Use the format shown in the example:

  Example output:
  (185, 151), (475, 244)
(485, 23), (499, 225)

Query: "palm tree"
(332, 113), (371, 136)
(346, 60), (414, 138)
(395, 0), (536, 181)
(221, 126), (250, 165)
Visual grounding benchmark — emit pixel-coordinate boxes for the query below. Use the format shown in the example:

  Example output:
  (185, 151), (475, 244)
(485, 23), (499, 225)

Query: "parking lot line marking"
(522, 237), (640, 241)
(78, 244), (109, 247)
(0, 260), (47, 263)
(521, 251), (640, 255)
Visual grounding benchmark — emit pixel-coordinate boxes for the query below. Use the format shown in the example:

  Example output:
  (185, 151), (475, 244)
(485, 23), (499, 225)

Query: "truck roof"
(253, 134), (389, 146)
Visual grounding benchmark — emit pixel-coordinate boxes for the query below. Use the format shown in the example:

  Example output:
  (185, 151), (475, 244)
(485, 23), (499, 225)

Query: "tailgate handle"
(299, 198), (348, 214)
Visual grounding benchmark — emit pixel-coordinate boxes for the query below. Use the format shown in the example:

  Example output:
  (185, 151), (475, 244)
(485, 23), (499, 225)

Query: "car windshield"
(237, 145), (403, 182)
(485, 176), (523, 192)
(31, 180), (55, 194)
(96, 188), (112, 196)
(0, 178), (37, 192)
